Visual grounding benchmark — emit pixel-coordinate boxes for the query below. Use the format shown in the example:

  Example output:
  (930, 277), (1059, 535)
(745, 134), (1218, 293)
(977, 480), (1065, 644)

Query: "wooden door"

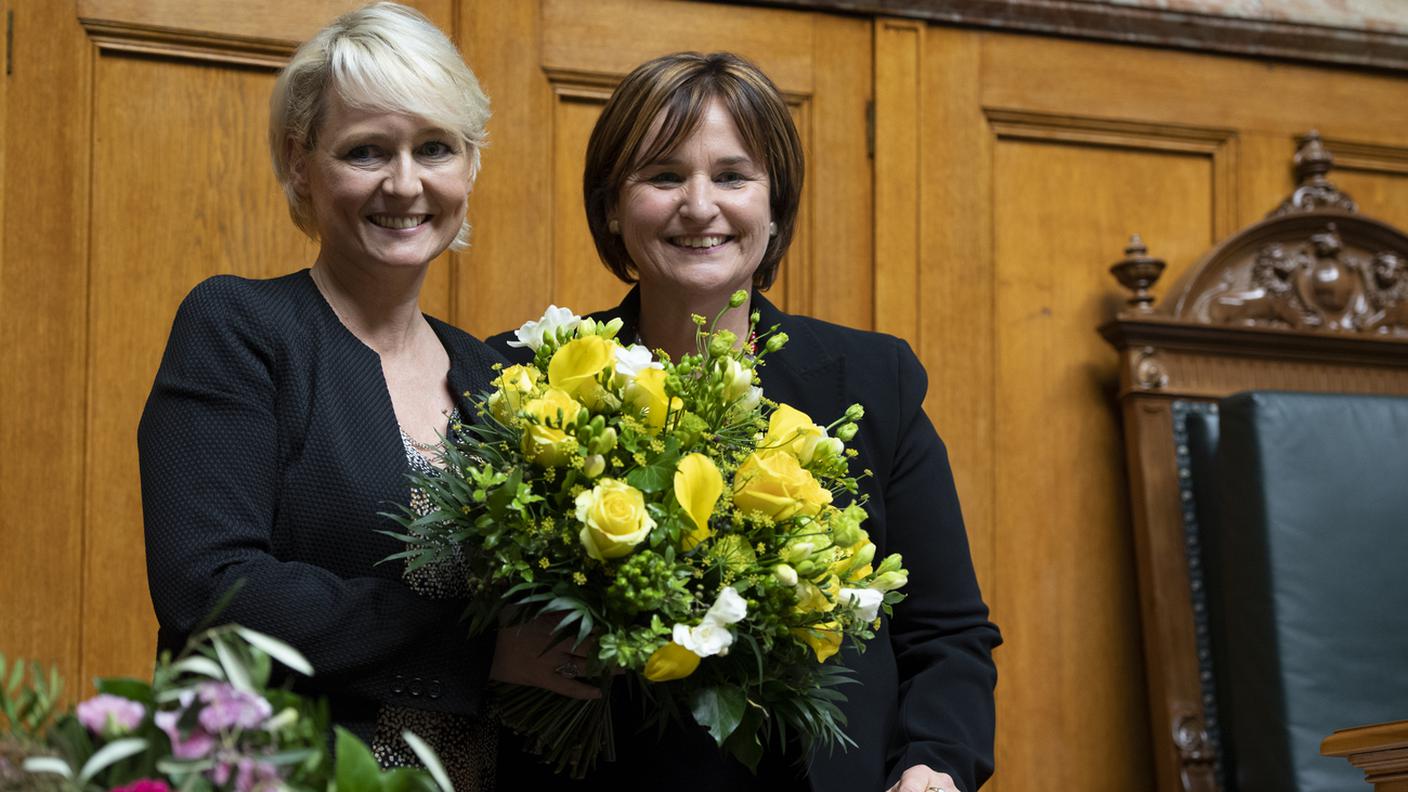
(456, 0), (873, 338)
(872, 21), (1408, 792)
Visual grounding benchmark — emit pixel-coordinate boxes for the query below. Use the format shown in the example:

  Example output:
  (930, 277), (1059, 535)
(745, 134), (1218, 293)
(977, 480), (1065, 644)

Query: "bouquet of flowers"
(3, 623), (453, 792)
(387, 292), (909, 776)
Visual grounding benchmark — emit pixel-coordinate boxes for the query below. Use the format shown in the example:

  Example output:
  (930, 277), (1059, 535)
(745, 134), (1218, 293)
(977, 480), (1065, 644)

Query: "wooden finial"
(1110, 234), (1166, 312)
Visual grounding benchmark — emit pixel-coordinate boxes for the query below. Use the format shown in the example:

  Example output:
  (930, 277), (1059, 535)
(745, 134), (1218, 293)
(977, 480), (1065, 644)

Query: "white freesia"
(673, 620), (735, 657)
(721, 357), (753, 401)
(839, 587), (884, 622)
(706, 586), (748, 624)
(614, 343), (662, 380)
(507, 305), (581, 351)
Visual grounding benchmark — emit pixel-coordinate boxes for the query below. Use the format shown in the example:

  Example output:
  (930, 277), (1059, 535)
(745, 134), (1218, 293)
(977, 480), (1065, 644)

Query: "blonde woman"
(140, 4), (592, 788)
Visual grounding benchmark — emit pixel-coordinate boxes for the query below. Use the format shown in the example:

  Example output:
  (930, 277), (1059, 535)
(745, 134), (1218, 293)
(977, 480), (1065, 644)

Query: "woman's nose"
(678, 175), (719, 221)
(382, 152), (424, 197)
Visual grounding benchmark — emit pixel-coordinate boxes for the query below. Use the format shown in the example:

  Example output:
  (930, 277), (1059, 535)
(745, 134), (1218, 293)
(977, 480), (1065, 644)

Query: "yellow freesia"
(675, 453), (722, 550)
(487, 364), (541, 424)
(625, 367), (681, 431)
(520, 388), (583, 467)
(792, 622), (843, 663)
(548, 335), (613, 406)
(644, 641), (701, 681)
(763, 404), (828, 464)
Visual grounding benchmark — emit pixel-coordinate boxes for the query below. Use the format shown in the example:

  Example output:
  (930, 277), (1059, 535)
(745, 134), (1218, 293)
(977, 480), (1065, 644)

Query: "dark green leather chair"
(1181, 391), (1408, 792)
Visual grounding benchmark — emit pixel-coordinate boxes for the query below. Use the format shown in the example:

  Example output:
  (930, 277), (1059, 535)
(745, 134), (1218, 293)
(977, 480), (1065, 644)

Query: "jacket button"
(428, 679), (443, 699)
(391, 674), (405, 694)
(409, 677), (424, 697)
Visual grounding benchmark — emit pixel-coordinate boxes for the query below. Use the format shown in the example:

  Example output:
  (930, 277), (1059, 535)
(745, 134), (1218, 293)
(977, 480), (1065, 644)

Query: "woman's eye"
(343, 145), (379, 163)
(647, 171), (683, 185)
(716, 171), (747, 185)
(420, 141), (454, 158)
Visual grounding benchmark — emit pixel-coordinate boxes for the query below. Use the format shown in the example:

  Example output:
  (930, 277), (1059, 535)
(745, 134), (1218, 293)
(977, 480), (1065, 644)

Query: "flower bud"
(604, 317), (625, 337)
(870, 569), (909, 593)
(765, 333), (789, 353)
(709, 330), (737, 357)
(583, 454), (607, 478)
(844, 404), (865, 421)
(773, 563), (799, 587)
(729, 290), (748, 308)
(875, 552), (904, 576)
(836, 422), (858, 442)
(782, 540), (816, 564)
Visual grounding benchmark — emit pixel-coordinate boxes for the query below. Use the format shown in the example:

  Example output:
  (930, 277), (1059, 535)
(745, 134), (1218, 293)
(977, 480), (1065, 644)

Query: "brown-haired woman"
(488, 51), (1001, 792)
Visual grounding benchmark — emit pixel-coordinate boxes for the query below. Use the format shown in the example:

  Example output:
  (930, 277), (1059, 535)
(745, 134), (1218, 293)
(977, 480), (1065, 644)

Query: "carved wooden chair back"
(1100, 131), (1408, 792)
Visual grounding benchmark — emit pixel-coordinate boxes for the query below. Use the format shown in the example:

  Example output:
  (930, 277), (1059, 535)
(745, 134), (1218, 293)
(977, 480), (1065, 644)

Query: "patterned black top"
(139, 270), (504, 773)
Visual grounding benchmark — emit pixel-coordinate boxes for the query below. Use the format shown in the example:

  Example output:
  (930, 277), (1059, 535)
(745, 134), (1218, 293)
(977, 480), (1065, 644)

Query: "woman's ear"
(286, 138), (310, 197)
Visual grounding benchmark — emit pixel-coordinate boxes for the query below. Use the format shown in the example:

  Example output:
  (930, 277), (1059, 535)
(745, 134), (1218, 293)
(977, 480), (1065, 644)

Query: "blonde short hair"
(269, 2), (490, 249)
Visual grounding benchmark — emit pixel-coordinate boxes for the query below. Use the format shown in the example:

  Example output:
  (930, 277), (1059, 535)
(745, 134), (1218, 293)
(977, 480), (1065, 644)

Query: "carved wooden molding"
(75, 0), (362, 69)
(1111, 133), (1408, 341)
(720, 0), (1408, 73)
(79, 19), (295, 69)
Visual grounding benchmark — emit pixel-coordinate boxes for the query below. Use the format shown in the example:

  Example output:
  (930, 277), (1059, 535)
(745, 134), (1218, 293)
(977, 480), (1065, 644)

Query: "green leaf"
(382, 767), (436, 792)
(722, 704), (767, 772)
(626, 437), (682, 493)
(95, 677), (154, 704)
(21, 757), (73, 779)
(235, 627), (314, 676)
(335, 726), (382, 792)
(402, 730), (455, 792)
(77, 737), (148, 785)
(689, 686), (747, 746)
(211, 635), (252, 692)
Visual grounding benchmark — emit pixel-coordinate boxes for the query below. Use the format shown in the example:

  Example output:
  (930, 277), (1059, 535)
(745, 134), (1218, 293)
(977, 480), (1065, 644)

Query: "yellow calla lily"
(548, 335), (613, 404)
(644, 641), (701, 681)
(675, 453), (722, 550)
(792, 622), (843, 663)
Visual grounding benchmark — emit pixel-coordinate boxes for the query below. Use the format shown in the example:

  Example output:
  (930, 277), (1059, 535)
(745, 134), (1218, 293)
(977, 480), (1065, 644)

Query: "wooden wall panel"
(991, 139), (1215, 791)
(0, 0), (92, 691)
(460, 0), (870, 339)
(82, 54), (318, 682)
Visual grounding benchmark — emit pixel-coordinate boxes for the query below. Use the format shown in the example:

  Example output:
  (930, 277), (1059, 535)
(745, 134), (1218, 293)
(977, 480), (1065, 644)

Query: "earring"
(608, 219), (621, 234)
(769, 221), (778, 237)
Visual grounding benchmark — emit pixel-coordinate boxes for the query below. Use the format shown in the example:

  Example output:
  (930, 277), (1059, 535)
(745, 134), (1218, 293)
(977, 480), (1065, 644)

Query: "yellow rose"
(732, 451), (832, 521)
(792, 622), (842, 663)
(575, 478), (655, 561)
(763, 404), (828, 464)
(521, 388), (582, 467)
(548, 336), (614, 408)
(487, 364), (542, 424)
(624, 368), (681, 431)
(644, 641), (701, 681)
(675, 453), (722, 550)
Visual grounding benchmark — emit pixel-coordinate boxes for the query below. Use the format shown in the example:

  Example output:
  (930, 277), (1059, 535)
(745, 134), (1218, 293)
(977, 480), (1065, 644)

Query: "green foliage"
(0, 652), (62, 740)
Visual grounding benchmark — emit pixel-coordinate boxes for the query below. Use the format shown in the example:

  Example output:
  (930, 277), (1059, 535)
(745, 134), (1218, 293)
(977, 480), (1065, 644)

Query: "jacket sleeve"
(138, 278), (488, 716)
(883, 340), (1002, 791)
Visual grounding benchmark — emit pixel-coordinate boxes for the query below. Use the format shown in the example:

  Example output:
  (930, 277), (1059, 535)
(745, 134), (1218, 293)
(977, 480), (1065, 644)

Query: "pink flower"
(195, 682), (271, 733)
(154, 691), (216, 760)
(76, 694), (146, 736)
(108, 781), (172, 792)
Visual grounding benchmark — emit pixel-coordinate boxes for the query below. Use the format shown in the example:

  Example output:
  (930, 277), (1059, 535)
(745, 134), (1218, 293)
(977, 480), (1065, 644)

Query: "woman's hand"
(489, 617), (603, 700)
(886, 765), (959, 792)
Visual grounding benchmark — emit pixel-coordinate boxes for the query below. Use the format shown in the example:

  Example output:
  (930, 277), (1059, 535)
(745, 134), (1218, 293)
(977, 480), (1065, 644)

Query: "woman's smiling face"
(612, 98), (772, 299)
(296, 92), (473, 273)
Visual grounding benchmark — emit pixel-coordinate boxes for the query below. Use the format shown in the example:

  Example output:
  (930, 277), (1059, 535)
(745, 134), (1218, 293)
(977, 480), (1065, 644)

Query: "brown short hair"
(583, 52), (803, 290)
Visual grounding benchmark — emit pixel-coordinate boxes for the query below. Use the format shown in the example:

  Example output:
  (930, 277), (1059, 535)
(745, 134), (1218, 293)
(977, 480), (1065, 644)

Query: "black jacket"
(139, 270), (503, 732)
(487, 288), (1000, 792)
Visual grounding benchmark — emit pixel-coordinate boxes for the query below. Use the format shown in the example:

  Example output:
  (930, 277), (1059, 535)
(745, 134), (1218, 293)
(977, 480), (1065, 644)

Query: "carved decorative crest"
(1109, 133), (1408, 339)
(1271, 131), (1358, 217)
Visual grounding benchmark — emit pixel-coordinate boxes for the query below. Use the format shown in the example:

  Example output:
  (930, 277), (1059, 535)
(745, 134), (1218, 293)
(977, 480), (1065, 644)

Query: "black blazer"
(139, 271), (504, 733)
(487, 288), (1000, 792)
